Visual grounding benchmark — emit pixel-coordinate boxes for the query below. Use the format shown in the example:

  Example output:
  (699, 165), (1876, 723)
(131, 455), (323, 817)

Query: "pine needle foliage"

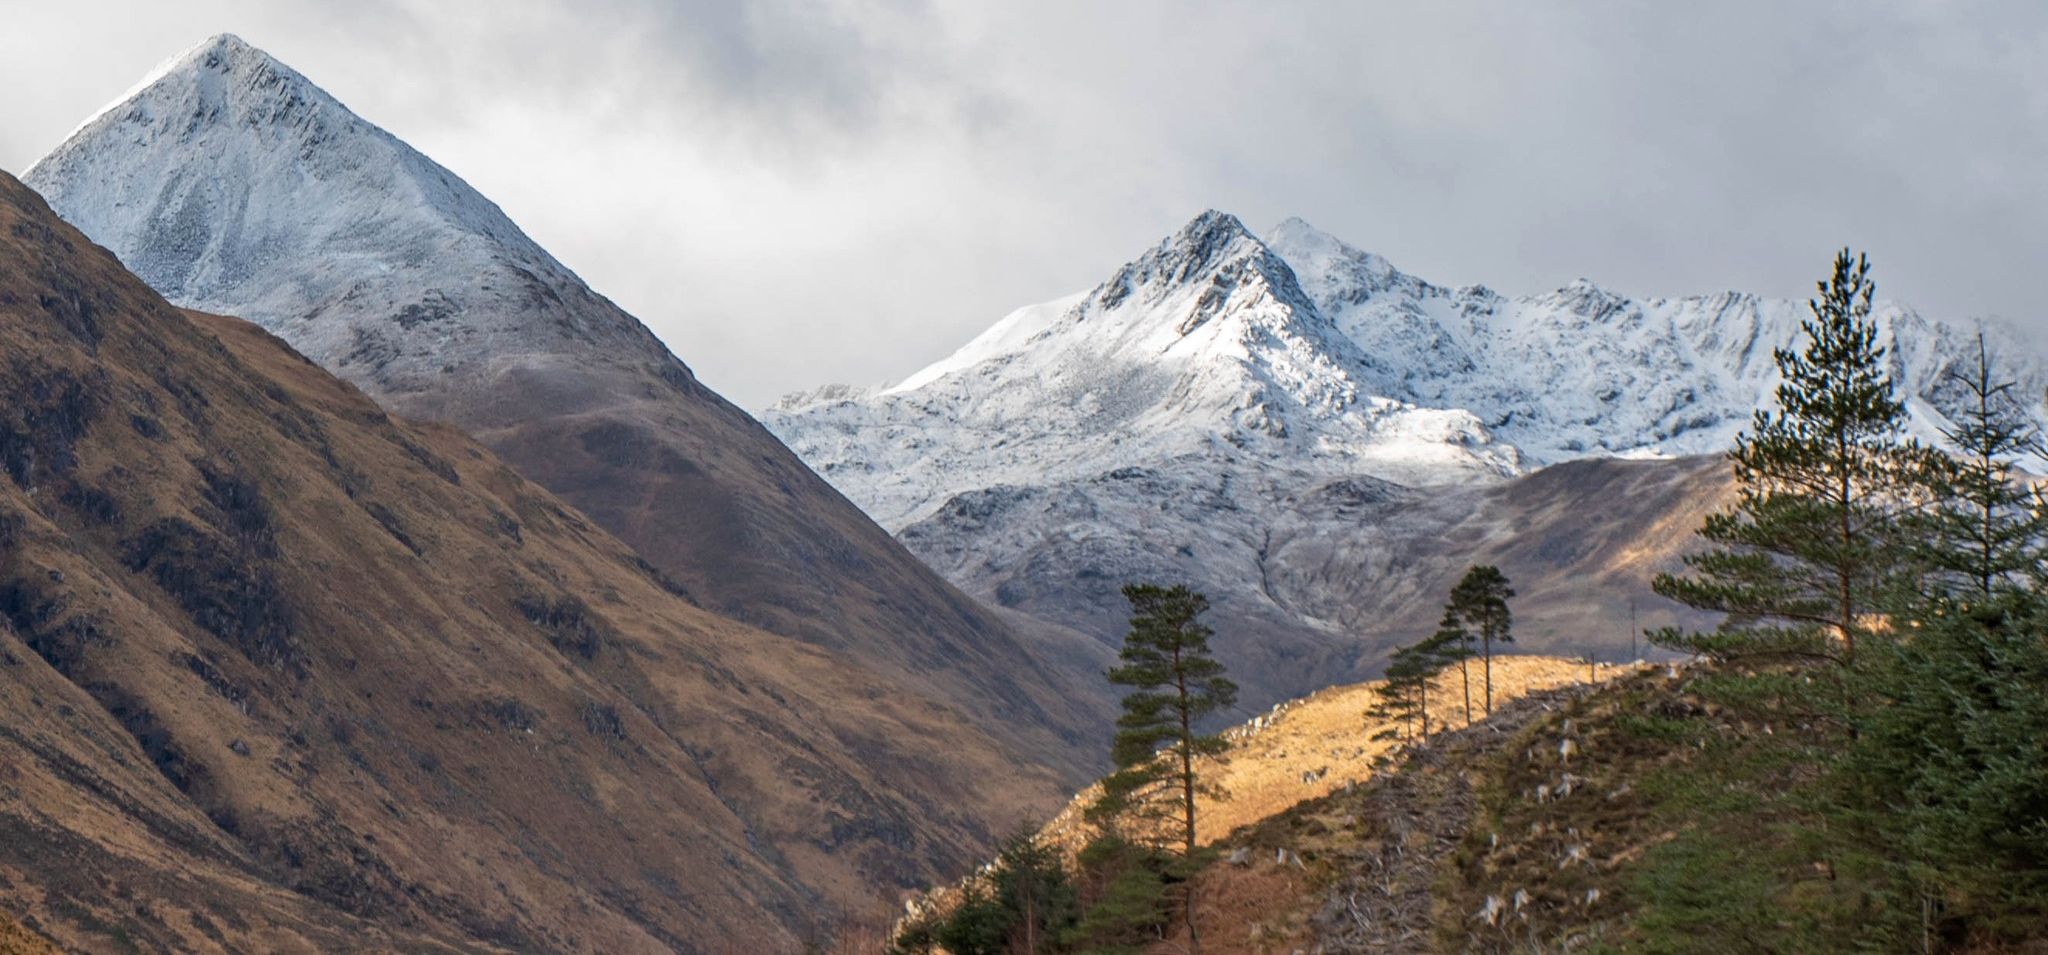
(1653, 249), (1931, 665)
(1909, 333), (2048, 599)
(1088, 583), (1234, 954)
(1369, 629), (1463, 742)
(1448, 565), (1513, 714)
(1089, 584), (1237, 856)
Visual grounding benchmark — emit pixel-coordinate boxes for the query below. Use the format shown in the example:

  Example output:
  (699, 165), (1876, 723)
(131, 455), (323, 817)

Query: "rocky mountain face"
(767, 212), (2047, 710)
(776, 211), (1521, 532)
(1262, 218), (2048, 463)
(0, 172), (1066, 951)
(25, 35), (1111, 785)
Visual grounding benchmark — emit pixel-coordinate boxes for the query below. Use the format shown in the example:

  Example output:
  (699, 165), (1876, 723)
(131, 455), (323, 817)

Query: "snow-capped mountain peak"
(869, 211), (1320, 401)
(50, 33), (270, 142)
(31, 31), (544, 261)
(764, 211), (2047, 719)
(1088, 210), (1306, 323)
(765, 212), (1522, 528)
(25, 34), (668, 418)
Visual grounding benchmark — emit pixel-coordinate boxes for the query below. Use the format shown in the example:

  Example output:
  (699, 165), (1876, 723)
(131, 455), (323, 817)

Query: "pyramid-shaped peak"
(122, 31), (301, 100)
(33, 31), (340, 165)
(1086, 209), (1304, 317)
(176, 33), (295, 77)
(147, 31), (322, 102)
(1265, 216), (1329, 242)
(1141, 209), (1278, 277)
(190, 32), (265, 61)
(1162, 209), (1264, 266)
(1178, 208), (1255, 240)
(23, 31), (573, 351)
(28, 34), (297, 162)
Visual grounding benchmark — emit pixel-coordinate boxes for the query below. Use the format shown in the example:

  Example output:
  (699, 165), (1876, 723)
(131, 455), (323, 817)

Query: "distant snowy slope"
(1266, 217), (2048, 465)
(771, 211), (1520, 528)
(772, 212), (2047, 535)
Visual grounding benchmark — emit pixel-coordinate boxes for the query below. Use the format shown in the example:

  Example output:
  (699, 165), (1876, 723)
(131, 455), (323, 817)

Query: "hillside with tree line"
(879, 248), (2048, 955)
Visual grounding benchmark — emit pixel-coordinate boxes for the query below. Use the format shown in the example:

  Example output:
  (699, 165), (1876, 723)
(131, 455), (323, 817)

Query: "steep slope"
(768, 212), (2044, 712)
(1190, 663), (2048, 953)
(24, 33), (1109, 782)
(889, 454), (1724, 716)
(0, 172), (1063, 952)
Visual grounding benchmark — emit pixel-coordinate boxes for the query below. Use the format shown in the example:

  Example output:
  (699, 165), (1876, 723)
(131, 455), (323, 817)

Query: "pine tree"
(1847, 590), (2048, 934)
(1840, 340), (2048, 933)
(1653, 249), (1926, 665)
(1064, 835), (1174, 953)
(1448, 565), (1513, 715)
(1368, 643), (1427, 742)
(933, 881), (1010, 955)
(1433, 605), (1477, 724)
(1369, 630), (1461, 743)
(1089, 583), (1235, 954)
(991, 833), (1079, 954)
(1911, 333), (2047, 599)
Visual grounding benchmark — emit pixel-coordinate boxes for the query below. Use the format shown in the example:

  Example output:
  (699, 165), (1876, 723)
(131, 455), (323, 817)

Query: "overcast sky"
(3, 1), (2044, 408)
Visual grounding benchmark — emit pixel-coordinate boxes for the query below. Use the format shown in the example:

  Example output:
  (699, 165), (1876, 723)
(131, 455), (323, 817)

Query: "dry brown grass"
(0, 915), (57, 955)
(1033, 655), (1633, 855)
(904, 655), (1635, 944)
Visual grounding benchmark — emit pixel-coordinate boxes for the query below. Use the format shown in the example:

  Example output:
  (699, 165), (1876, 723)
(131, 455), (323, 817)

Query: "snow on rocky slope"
(1264, 218), (2048, 464)
(25, 34), (665, 419)
(773, 211), (1521, 530)
(25, 34), (1113, 798)
(766, 212), (2047, 710)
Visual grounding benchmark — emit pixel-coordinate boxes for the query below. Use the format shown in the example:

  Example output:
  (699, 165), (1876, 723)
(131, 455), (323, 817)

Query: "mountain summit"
(776, 210), (1518, 529)
(28, 32), (670, 415)
(28, 36), (1109, 808)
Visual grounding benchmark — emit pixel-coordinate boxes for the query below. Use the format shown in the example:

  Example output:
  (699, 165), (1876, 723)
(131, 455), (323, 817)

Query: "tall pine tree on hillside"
(1089, 583), (1235, 954)
(1449, 565), (1513, 715)
(1653, 250), (1928, 664)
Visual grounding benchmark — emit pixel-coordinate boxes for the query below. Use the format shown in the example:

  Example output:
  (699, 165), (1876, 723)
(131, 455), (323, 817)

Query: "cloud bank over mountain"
(3, 1), (2045, 408)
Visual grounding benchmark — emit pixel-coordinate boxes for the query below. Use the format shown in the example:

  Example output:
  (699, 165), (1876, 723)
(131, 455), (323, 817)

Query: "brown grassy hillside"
(1171, 664), (2048, 954)
(898, 655), (1627, 950)
(0, 172), (1063, 952)
(1031, 656), (1627, 857)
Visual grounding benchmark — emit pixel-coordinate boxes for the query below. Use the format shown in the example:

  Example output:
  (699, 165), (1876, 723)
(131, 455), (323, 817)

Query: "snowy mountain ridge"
(772, 211), (1522, 528)
(769, 212), (2048, 532)
(1264, 219), (2045, 466)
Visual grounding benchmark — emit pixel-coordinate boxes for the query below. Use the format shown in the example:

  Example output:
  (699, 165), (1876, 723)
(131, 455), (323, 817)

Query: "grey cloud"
(2, 1), (2044, 409)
